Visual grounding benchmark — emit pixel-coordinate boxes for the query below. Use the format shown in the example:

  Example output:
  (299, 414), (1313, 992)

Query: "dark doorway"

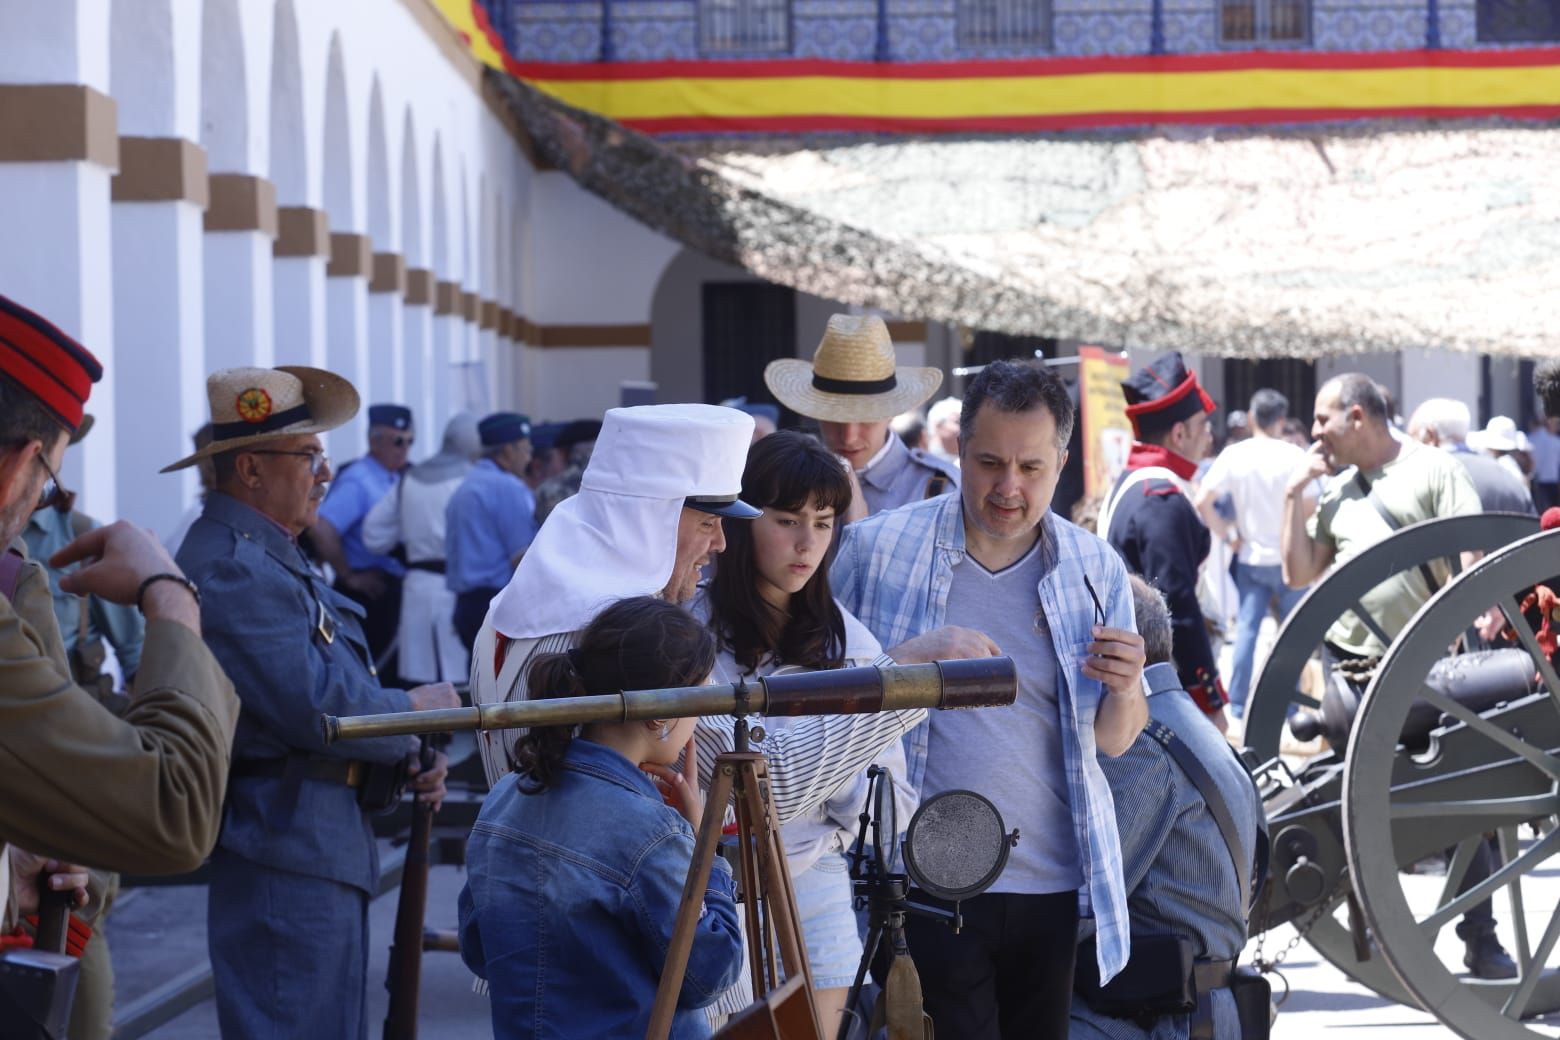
(965, 330), (1058, 369)
(702, 281), (795, 413)
(1222, 358), (1316, 433)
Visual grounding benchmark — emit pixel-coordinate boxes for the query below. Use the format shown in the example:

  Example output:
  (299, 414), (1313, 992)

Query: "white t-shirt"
(1199, 436), (1308, 568)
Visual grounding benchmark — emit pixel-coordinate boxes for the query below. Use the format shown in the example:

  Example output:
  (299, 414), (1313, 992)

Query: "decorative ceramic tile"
(795, 0), (878, 16)
(1161, 8), (1220, 48)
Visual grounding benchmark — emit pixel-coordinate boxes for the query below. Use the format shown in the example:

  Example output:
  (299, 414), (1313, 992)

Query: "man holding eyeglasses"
(0, 293), (241, 983)
(311, 403), (415, 683)
(167, 368), (458, 1040)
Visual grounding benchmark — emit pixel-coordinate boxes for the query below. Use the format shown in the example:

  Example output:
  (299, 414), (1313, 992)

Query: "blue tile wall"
(505, 0), (1518, 61)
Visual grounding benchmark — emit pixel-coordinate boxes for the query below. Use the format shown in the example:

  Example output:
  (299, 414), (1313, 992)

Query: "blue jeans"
(1230, 562), (1307, 717)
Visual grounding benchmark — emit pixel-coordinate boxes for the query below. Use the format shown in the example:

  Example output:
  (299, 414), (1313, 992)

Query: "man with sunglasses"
(168, 369), (458, 1040)
(0, 293), (241, 986)
(311, 403), (415, 682)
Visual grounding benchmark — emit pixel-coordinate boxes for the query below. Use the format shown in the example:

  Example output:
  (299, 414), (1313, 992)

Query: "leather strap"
(1193, 958), (1235, 990)
(232, 755), (364, 788)
(1141, 720), (1266, 918)
(0, 548), (24, 601)
(1352, 470), (1441, 594)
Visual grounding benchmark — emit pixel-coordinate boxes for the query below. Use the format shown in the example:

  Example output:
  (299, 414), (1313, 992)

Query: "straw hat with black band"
(161, 367), (359, 472)
(765, 315), (943, 423)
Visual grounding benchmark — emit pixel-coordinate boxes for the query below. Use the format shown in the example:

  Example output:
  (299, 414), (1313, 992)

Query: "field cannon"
(1240, 513), (1560, 1039)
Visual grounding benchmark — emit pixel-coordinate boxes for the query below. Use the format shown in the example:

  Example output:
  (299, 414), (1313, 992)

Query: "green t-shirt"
(1307, 440), (1481, 656)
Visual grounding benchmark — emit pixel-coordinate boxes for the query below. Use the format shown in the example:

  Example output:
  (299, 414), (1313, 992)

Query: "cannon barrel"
(322, 657), (1018, 744)
(1288, 647), (1539, 749)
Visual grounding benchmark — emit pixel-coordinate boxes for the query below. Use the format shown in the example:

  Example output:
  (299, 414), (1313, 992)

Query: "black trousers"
(454, 587), (503, 652)
(904, 889), (1079, 1040)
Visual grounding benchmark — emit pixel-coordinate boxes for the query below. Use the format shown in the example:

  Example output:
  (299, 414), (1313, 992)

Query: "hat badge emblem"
(236, 387), (273, 424)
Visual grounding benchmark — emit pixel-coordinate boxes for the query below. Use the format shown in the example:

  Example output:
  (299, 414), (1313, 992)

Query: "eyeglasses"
(390, 434), (414, 449)
(35, 453), (75, 513)
(250, 449), (331, 476)
(1083, 574), (1106, 628)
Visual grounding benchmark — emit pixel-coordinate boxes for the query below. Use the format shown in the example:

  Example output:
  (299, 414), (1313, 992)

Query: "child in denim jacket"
(458, 597), (744, 1038)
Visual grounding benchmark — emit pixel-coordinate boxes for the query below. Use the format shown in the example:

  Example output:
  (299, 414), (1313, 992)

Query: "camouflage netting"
(493, 72), (1560, 359)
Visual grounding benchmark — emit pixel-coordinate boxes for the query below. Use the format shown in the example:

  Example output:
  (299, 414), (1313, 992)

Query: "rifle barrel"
(323, 658), (1017, 744)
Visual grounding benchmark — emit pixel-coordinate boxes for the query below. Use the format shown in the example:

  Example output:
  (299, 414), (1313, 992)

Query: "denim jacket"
(459, 739), (744, 1039)
(831, 493), (1136, 982)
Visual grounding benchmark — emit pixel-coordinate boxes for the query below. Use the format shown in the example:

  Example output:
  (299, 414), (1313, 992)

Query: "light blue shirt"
(318, 454), (404, 576)
(831, 492), (1135, 983)
(22, 508), (145, 677)
(445, 458), (538, 593)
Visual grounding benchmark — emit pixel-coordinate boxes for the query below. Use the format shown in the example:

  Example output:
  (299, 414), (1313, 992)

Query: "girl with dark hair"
(457, 596), (743, 1040)
(692, 431), (916, 1030)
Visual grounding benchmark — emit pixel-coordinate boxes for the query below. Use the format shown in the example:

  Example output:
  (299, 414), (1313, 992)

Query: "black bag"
(1074, 932), (1197, 1018)
(356, 756), (411, 815)
(1230, 966), (1272, 1040)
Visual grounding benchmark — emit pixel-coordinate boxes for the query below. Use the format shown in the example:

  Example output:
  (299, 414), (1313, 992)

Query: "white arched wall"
(320, 31), (370, 461)
(109, 0), (207, 533)
(401, 110), (437, 439)
(429, 134), (461, 436)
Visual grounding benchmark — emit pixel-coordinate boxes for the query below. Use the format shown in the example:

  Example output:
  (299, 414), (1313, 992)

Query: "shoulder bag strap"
(0, 548), (25, 602)
(1142, 720), (1267, 918)
(1352, 471), (1441, 594)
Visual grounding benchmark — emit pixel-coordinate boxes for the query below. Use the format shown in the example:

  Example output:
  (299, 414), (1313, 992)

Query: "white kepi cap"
(485, 403), (758, 641)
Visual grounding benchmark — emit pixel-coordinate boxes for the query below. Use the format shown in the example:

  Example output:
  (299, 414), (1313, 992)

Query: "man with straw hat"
(766, 314), (958, 516)
(168, 367), (460, 1040)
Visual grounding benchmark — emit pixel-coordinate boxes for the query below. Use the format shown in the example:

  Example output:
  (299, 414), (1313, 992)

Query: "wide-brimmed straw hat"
(765, 315), (943, 423)
(160, 366), (359, 472)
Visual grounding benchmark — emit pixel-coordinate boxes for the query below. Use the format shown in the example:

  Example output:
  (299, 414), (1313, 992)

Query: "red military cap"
(0, 294), (103, 432)
(1120, 350), (1215, 439)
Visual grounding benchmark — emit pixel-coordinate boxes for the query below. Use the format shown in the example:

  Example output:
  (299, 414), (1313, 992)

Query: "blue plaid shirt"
(832, 493), (1134, 982)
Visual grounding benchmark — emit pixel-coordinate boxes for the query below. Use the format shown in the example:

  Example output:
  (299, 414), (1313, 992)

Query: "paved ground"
(107, 846), (1560, 1038)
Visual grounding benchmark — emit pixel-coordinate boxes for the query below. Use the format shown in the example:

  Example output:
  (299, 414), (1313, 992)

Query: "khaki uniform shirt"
(0, 545), (240, 883)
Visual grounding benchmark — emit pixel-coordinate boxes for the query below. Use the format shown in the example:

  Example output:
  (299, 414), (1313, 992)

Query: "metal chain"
(1251, 895), (1333, 974)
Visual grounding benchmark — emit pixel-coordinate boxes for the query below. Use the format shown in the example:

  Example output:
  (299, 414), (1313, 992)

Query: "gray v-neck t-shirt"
(921, 537), (1081, 895)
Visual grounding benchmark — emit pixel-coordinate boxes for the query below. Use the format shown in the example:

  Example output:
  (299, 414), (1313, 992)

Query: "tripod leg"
(731, 770), (768, 1000)
(839, 921), (885, 1040)
(646, 762), (735, 1040)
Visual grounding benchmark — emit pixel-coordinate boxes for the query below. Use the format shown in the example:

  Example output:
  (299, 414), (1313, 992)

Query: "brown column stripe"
(461, 291), (479, 322)
(434, 280), (460, 315)
(405, 268), (435, 306)
(499, 308), (518, 340)
(519, 320), (653, 348)
(205, 174), (278, 236)
(273, 206), (330, 257)
(112, 137), (208, 206)
(480, 300), (499, 330)
(328, 233), (373, 278)
(0, 84), (118, 166)
(885, 320), (929, 342)
(370, 253), (407, 295)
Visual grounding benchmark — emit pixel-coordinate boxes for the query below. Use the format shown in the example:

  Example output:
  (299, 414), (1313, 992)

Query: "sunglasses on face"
(35, 452), (74, 513)
(250, 449), (331, 476)
(390, 434), (413, 449)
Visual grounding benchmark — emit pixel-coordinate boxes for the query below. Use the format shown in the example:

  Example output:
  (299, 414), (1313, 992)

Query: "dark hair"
(708, 431), (852, 675)
(1249, 388), (1288, 431)
(1537, 359), (1560, 419)
(1128, 575), (1174, 667)
(0, 374), (67, 451)
(960, 360), (1074, 453)
(1324, 374), (1390, 426)
(514, 597), (717, 789)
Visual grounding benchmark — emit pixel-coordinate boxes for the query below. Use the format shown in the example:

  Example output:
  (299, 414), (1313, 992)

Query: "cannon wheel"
(1342, 529), (1560, 1038)
(1244, 512), (1537, 763)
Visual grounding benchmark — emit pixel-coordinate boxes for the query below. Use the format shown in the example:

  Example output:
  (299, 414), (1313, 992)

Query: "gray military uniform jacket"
(177, 492), (415, 894)
(859, 434), (960, 515)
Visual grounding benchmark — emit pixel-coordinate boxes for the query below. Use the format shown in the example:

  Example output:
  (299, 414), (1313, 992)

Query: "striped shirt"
(831, 493), (1136, 983)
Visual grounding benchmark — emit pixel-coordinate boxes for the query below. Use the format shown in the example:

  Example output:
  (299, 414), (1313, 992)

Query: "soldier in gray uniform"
(765, 314), (958, 516)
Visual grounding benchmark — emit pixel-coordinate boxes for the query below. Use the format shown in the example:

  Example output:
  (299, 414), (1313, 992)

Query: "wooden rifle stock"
(383, 737), (437, 1040)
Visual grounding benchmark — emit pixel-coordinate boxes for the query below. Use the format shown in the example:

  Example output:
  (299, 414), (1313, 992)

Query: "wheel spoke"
(1290, 691), (1321, 710)
(1390, 793), (1560, 820)
(1502, 898), (1560, 1020)
(1501, 595), (1560, 714)
(1419, 686), (1560, 783)
(1425, 835), (1481, 942)
(1348, 599), (1395, 650)
(1420, 827), (1560, 936)
(1499, 826), (1534, 974)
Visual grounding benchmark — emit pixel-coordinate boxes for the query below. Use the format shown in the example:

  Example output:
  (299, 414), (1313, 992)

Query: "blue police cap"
(530, 422), (565, 454)
(479, 411), (532, 447)
(368, 404), (413, 430)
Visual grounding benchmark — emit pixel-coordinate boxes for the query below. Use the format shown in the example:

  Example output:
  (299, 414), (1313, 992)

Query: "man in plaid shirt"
(834, 359), (1148, 1040)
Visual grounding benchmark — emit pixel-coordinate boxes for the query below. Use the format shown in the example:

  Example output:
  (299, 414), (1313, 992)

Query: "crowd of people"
(1, 285), (1552, 1040)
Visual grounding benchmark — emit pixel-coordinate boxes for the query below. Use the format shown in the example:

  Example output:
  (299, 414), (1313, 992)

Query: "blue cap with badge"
(368, 404), (413, 430)
(479, 412), (532, 447)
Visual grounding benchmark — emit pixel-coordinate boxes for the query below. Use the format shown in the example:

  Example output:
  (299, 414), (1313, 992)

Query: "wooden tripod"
(646, 736), (823, 1040)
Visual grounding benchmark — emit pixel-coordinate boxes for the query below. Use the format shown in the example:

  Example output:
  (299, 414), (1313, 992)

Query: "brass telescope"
(322, 657), (1017, 744)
